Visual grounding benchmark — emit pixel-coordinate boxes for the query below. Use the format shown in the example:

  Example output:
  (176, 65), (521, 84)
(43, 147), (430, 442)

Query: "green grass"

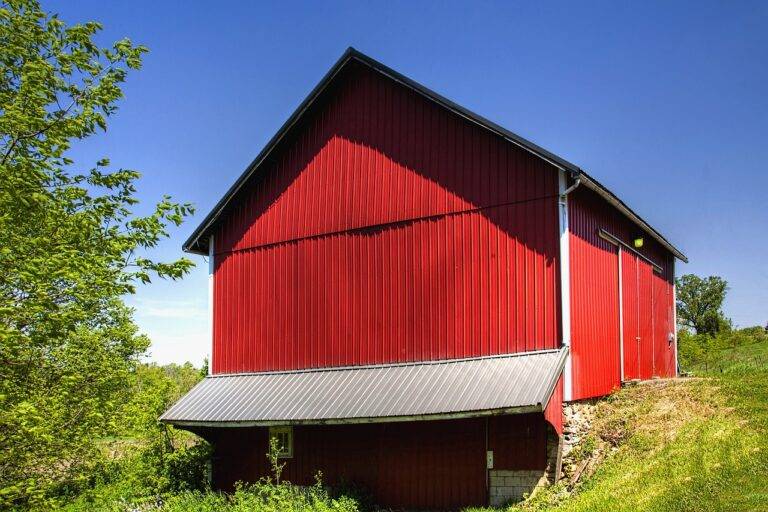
(491, 348), (768, 512)
(690, 339), (768, 374)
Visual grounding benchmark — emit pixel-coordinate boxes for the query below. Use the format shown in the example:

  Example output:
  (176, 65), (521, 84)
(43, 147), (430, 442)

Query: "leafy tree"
(112, 363), (209, 497)
(675, 274), (729, 336)
(0, 0), (193, 506)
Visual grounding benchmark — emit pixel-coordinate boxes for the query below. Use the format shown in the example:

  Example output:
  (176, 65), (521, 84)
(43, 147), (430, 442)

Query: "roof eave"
(161, 404), (545, 428)
(577, 173), (688, 263)
(182, 47), (361, 255)
(183, 47), (687, 263)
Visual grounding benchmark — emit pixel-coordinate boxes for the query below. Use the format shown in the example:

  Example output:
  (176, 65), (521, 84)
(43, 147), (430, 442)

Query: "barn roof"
(160, 348), (567, 427)
(183, 47), (687, 262)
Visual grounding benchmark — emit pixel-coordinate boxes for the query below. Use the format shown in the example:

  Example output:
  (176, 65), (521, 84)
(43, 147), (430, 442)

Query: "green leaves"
(0, 0), (193, 507)
(675, 274), (730, 336)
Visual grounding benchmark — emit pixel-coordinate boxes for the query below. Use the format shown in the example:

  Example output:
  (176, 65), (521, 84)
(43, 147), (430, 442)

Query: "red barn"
(161, 48), (686, 509)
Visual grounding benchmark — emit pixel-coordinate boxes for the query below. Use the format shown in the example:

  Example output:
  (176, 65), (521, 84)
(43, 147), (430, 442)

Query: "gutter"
(161, 405), (546, 429)
(560, 177), (581, 198)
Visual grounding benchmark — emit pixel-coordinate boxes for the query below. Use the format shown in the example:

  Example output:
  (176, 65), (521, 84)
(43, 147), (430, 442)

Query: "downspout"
(558, 173), (581, 402)
(561, 177), (581, 198)
(208, 235), (214, 377)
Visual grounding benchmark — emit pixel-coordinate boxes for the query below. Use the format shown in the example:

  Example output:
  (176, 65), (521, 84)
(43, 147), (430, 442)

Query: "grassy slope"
(690, 340), (768, 374)
(508, 342), (768, 512)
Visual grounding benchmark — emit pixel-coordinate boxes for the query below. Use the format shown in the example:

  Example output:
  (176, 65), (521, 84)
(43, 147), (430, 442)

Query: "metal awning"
(161, 348), (567, 427)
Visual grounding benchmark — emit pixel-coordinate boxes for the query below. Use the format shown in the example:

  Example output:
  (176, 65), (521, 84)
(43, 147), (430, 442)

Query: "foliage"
(110, 363), (209, 496)
(58, 415), (358, 512)
(119, 363), (205, 437)
(160, 480), (359, 512)
(0, 0), (194, 506)
(52, 361), (209, 511)
(675, 274), (729, 335)
(266, 437), (287, 485)
(678, 325), (767, 373)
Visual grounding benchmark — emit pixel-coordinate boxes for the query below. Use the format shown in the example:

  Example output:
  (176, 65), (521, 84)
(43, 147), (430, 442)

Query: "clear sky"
(47, 0), (768, 365)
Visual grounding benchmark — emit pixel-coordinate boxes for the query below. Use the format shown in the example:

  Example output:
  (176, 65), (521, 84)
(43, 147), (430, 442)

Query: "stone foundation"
(489, 469), (547, 506)
(562, 400), (597, 479)
(545, 426), (563, 483)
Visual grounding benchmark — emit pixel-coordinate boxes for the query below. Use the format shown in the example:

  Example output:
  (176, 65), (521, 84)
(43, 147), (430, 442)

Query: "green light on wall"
(634, 238), (644, 248)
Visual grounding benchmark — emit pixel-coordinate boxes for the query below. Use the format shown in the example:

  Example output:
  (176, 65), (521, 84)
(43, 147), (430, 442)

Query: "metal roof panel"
(161, 348), (567, 427)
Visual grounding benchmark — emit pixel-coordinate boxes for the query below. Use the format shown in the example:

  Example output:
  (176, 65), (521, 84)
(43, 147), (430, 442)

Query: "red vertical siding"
(652, 267), (676, 377)
(544, 375), (564, 435)
(568, 190), (621, 400)
(637, 259), (655, 380)
(211, 63), (560, 373)
(213, 204), (559, 373)
(215, 63), (557, 254)
(621, 252), (676, 381)
(569, 186), (676, 399)
(208, 414), (549, 510)
(621, 250), (640, 380)
(488, 414), (548, 470)
(212, 419), (489, 510)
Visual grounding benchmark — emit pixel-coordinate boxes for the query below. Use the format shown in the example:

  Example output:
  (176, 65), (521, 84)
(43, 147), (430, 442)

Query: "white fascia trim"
(558, 170), (573, 402)
(672, 260), (678, 376)
(208, 235), (214, 376)
(618, 246), (625, 382)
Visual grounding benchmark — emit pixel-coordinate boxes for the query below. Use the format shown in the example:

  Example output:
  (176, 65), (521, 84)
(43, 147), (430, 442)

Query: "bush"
(678, 325), (767, 373)
(60, 477), (360, 512)
(162, 480), (359, 512)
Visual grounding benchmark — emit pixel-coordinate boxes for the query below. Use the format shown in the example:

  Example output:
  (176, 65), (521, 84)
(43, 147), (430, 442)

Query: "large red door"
(637, 259), (655, 380)
(621, 251), (658, 381)
(652, 272), (675, 377)
(621, 250), (640, 380)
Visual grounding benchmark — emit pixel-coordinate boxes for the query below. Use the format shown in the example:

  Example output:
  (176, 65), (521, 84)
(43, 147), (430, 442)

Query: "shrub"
(159, 479), (359, 512)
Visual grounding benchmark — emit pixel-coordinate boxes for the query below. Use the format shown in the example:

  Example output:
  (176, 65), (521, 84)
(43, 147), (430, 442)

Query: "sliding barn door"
(620, 250), (656, 380)
(621, 251), (662, 381)
(637, 259), (655, 380)
(652, 271), (675, 377)
(621, 250), (640, 381)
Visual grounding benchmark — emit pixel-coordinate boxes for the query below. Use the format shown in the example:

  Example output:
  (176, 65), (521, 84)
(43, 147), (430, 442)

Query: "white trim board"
(558, 170), (573, 402)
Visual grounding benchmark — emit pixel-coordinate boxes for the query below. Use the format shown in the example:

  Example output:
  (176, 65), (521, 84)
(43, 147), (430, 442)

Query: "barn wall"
(208, 415), (548, 510)
(620, 249), (640, 380)
(568, 186), (675, 400)
(214, 62), (558, 254)
(212, 63), (560, 373)
(544, 375), (564, 434)
(652, 262), (676, 377)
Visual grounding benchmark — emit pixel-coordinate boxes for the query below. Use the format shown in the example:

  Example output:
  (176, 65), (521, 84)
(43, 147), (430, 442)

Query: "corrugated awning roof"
(160, 348), (567, 427)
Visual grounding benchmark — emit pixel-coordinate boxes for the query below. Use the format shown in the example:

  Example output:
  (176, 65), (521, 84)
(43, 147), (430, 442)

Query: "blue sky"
(48, 1), (767, 365)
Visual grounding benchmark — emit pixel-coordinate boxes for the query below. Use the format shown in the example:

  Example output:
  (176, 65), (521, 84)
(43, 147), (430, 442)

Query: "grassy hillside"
(505, 342), (768, 512)
(689, 339), (768, 374)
